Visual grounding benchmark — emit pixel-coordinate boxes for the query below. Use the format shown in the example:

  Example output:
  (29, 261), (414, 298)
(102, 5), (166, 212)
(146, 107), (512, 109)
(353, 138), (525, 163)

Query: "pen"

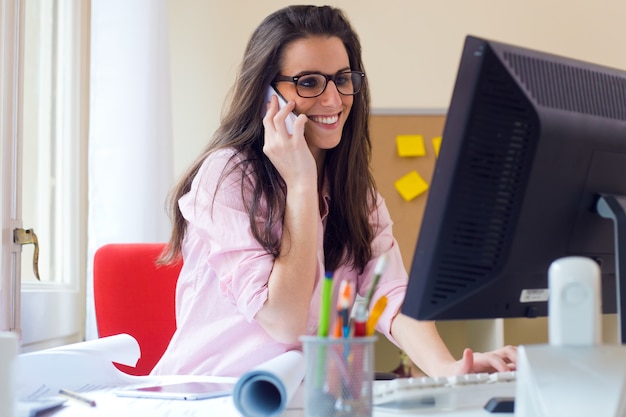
(58, 388), (97, 407)
(352, 301), (368, 337)
(364, 254), (387, 309)
(366, 295), (387, 336)
(333, 314), (344, 338)
(336, 279), (353, 338)
(317, 271), (334, 337)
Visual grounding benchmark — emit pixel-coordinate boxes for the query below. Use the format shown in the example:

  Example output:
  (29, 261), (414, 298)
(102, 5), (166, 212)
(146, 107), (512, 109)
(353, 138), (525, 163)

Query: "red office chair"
(93, 243), (182, 375)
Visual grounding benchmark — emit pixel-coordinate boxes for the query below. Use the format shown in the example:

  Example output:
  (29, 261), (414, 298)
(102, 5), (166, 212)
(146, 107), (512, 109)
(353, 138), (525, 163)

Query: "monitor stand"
(514, 255), (626, 416)
(596, 194), (626, 344)
(515, 344), (626, 416)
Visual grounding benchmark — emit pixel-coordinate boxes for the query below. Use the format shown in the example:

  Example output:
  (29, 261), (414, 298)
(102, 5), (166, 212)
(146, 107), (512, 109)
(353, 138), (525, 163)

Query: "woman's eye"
(335, 75), (349, 86)
(298, 75), (322, 90)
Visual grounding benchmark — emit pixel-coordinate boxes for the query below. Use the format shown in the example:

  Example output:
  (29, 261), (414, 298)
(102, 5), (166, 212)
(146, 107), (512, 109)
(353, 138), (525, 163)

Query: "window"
(0, 0), (88, 350)
(21, 0), (86, 285)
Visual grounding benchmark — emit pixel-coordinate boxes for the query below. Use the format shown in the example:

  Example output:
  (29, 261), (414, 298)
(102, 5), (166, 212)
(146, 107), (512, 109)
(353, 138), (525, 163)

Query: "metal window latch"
(13, 228), (41, 281)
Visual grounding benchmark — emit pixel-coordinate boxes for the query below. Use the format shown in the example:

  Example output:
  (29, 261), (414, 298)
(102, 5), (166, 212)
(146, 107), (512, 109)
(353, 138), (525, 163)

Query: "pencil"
(59, 388), (97, 407)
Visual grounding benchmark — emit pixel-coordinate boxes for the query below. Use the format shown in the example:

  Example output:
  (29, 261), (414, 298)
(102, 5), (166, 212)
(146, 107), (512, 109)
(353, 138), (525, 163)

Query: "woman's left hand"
(449, 345), (518, 375)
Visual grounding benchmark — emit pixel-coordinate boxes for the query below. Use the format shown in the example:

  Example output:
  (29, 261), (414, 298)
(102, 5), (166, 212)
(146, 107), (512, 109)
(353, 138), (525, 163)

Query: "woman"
(151, 5), (516, 378)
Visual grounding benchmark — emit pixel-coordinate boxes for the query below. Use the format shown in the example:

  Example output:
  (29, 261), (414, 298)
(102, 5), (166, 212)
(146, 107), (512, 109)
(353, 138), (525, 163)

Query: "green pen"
(317, 271), (334, 337)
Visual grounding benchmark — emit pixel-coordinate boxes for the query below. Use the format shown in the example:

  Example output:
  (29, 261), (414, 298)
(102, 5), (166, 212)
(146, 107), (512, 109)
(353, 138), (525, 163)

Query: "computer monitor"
(401, 35), (626, 342)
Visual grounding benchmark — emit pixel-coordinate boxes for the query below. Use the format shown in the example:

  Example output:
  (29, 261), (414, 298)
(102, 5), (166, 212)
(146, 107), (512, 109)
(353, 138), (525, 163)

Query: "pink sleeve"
(179, 150), (277, 322)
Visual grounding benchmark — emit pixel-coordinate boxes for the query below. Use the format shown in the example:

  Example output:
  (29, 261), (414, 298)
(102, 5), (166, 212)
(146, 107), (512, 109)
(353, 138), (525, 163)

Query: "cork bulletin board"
(368, 112), (451, 371)
(369, 113), (446, 272)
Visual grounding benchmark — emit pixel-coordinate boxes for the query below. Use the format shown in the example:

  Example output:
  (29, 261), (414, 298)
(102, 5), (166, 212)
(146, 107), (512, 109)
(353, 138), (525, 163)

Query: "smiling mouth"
(309, 113), (340, 125)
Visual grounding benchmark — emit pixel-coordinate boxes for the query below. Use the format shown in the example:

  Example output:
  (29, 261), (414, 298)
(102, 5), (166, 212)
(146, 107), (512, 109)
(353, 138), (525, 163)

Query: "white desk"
(39, 403), (499, 417)
(35, 391), (503, 417)
(28, 372), (507, 417)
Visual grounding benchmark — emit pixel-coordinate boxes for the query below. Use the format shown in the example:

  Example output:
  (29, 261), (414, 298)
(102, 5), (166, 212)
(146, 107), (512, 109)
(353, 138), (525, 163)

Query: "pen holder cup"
(300, 336), (376, 417)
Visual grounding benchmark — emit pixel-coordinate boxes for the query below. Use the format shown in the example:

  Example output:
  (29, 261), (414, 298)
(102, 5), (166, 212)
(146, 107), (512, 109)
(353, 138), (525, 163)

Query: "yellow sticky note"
(432, 136), (442, 157)
(394, 171), (429, 201)
(396, 134), (426, 157)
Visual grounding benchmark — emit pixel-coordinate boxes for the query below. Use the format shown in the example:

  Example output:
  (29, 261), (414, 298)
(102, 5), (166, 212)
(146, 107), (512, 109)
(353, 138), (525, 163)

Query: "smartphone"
(264, 86), (297, 134)
(115, 381), (234, 401)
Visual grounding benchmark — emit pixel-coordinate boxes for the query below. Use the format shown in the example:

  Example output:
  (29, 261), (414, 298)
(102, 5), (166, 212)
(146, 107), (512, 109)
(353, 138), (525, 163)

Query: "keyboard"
(373, 371), (516, 412)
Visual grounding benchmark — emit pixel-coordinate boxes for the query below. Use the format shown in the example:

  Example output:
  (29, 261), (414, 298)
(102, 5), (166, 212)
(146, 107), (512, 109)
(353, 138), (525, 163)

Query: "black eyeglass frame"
(273, 70), (366, 98)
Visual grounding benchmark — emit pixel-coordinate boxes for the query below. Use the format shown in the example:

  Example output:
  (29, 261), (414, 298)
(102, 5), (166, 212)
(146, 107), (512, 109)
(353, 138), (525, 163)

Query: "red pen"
(352, 302), (367, 337)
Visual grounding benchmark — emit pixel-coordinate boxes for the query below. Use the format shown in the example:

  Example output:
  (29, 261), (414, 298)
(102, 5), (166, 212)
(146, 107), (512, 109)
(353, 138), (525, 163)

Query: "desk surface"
(19, 334), (511, 417)
(29, 369), (507, 417)
(41, 405), (500, 417)
(37, 394), (503, 417)
(30, 378), (508, 417)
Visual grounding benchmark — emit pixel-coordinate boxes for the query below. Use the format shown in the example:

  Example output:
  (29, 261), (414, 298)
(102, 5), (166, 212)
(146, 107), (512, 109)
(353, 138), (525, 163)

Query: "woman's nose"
(319, 81), (343, 107)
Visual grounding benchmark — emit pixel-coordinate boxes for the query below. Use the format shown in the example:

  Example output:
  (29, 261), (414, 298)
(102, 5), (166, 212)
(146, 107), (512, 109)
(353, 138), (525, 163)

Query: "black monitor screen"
(402, 36), (626, 332)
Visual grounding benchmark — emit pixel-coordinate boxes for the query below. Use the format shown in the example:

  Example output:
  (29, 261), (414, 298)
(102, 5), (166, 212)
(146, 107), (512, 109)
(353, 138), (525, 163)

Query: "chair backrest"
(93, 243), (182, 375)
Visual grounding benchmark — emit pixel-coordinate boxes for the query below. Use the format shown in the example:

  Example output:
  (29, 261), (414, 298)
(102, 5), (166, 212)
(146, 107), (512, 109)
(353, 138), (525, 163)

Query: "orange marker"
(366, 295), (387, 336)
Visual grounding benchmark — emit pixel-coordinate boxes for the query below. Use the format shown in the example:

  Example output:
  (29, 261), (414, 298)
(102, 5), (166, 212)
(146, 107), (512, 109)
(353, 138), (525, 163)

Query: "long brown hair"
(161, 5), (376, 273)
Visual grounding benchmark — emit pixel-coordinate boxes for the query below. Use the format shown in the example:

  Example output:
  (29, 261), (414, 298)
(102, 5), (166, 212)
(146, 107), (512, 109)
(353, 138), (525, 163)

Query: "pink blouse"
(151, 148), (409, 377)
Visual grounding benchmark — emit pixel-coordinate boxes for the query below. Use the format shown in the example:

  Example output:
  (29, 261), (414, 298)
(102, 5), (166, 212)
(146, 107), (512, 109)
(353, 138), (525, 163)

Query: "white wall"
(167, 0), (626, 175)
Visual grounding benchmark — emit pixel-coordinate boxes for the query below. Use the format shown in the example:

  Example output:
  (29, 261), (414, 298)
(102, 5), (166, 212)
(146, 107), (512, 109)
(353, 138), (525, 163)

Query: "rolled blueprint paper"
(233, 350), (305, 417)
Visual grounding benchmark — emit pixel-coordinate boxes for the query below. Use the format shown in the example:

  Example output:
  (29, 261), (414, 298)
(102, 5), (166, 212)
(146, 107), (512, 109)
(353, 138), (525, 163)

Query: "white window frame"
(1, 0), (89, 350)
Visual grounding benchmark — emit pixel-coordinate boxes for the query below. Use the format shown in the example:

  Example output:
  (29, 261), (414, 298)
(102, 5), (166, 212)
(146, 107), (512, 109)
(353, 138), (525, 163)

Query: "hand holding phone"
(264, 86), (297, 134)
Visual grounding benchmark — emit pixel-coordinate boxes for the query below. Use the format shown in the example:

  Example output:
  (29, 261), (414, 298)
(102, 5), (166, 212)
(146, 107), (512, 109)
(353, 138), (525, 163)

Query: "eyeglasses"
(274, 70), (365, 98)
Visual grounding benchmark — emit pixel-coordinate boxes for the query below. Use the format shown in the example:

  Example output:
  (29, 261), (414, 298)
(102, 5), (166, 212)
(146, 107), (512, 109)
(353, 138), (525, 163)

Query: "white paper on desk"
(233, 350), (305, 417)
(16, 334), (150, 400)
(43, 333), (140, 366)
(26, 390), (242, 417)
(29, 376), (239, 417)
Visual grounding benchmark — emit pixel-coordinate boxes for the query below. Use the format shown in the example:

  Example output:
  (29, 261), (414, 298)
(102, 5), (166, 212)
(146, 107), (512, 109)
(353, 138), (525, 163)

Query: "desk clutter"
(11, 332), (521, 417)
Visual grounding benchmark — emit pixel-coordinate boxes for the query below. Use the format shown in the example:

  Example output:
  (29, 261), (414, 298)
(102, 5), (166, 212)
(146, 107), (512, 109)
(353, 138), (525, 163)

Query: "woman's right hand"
(262, 95), (316, 189)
